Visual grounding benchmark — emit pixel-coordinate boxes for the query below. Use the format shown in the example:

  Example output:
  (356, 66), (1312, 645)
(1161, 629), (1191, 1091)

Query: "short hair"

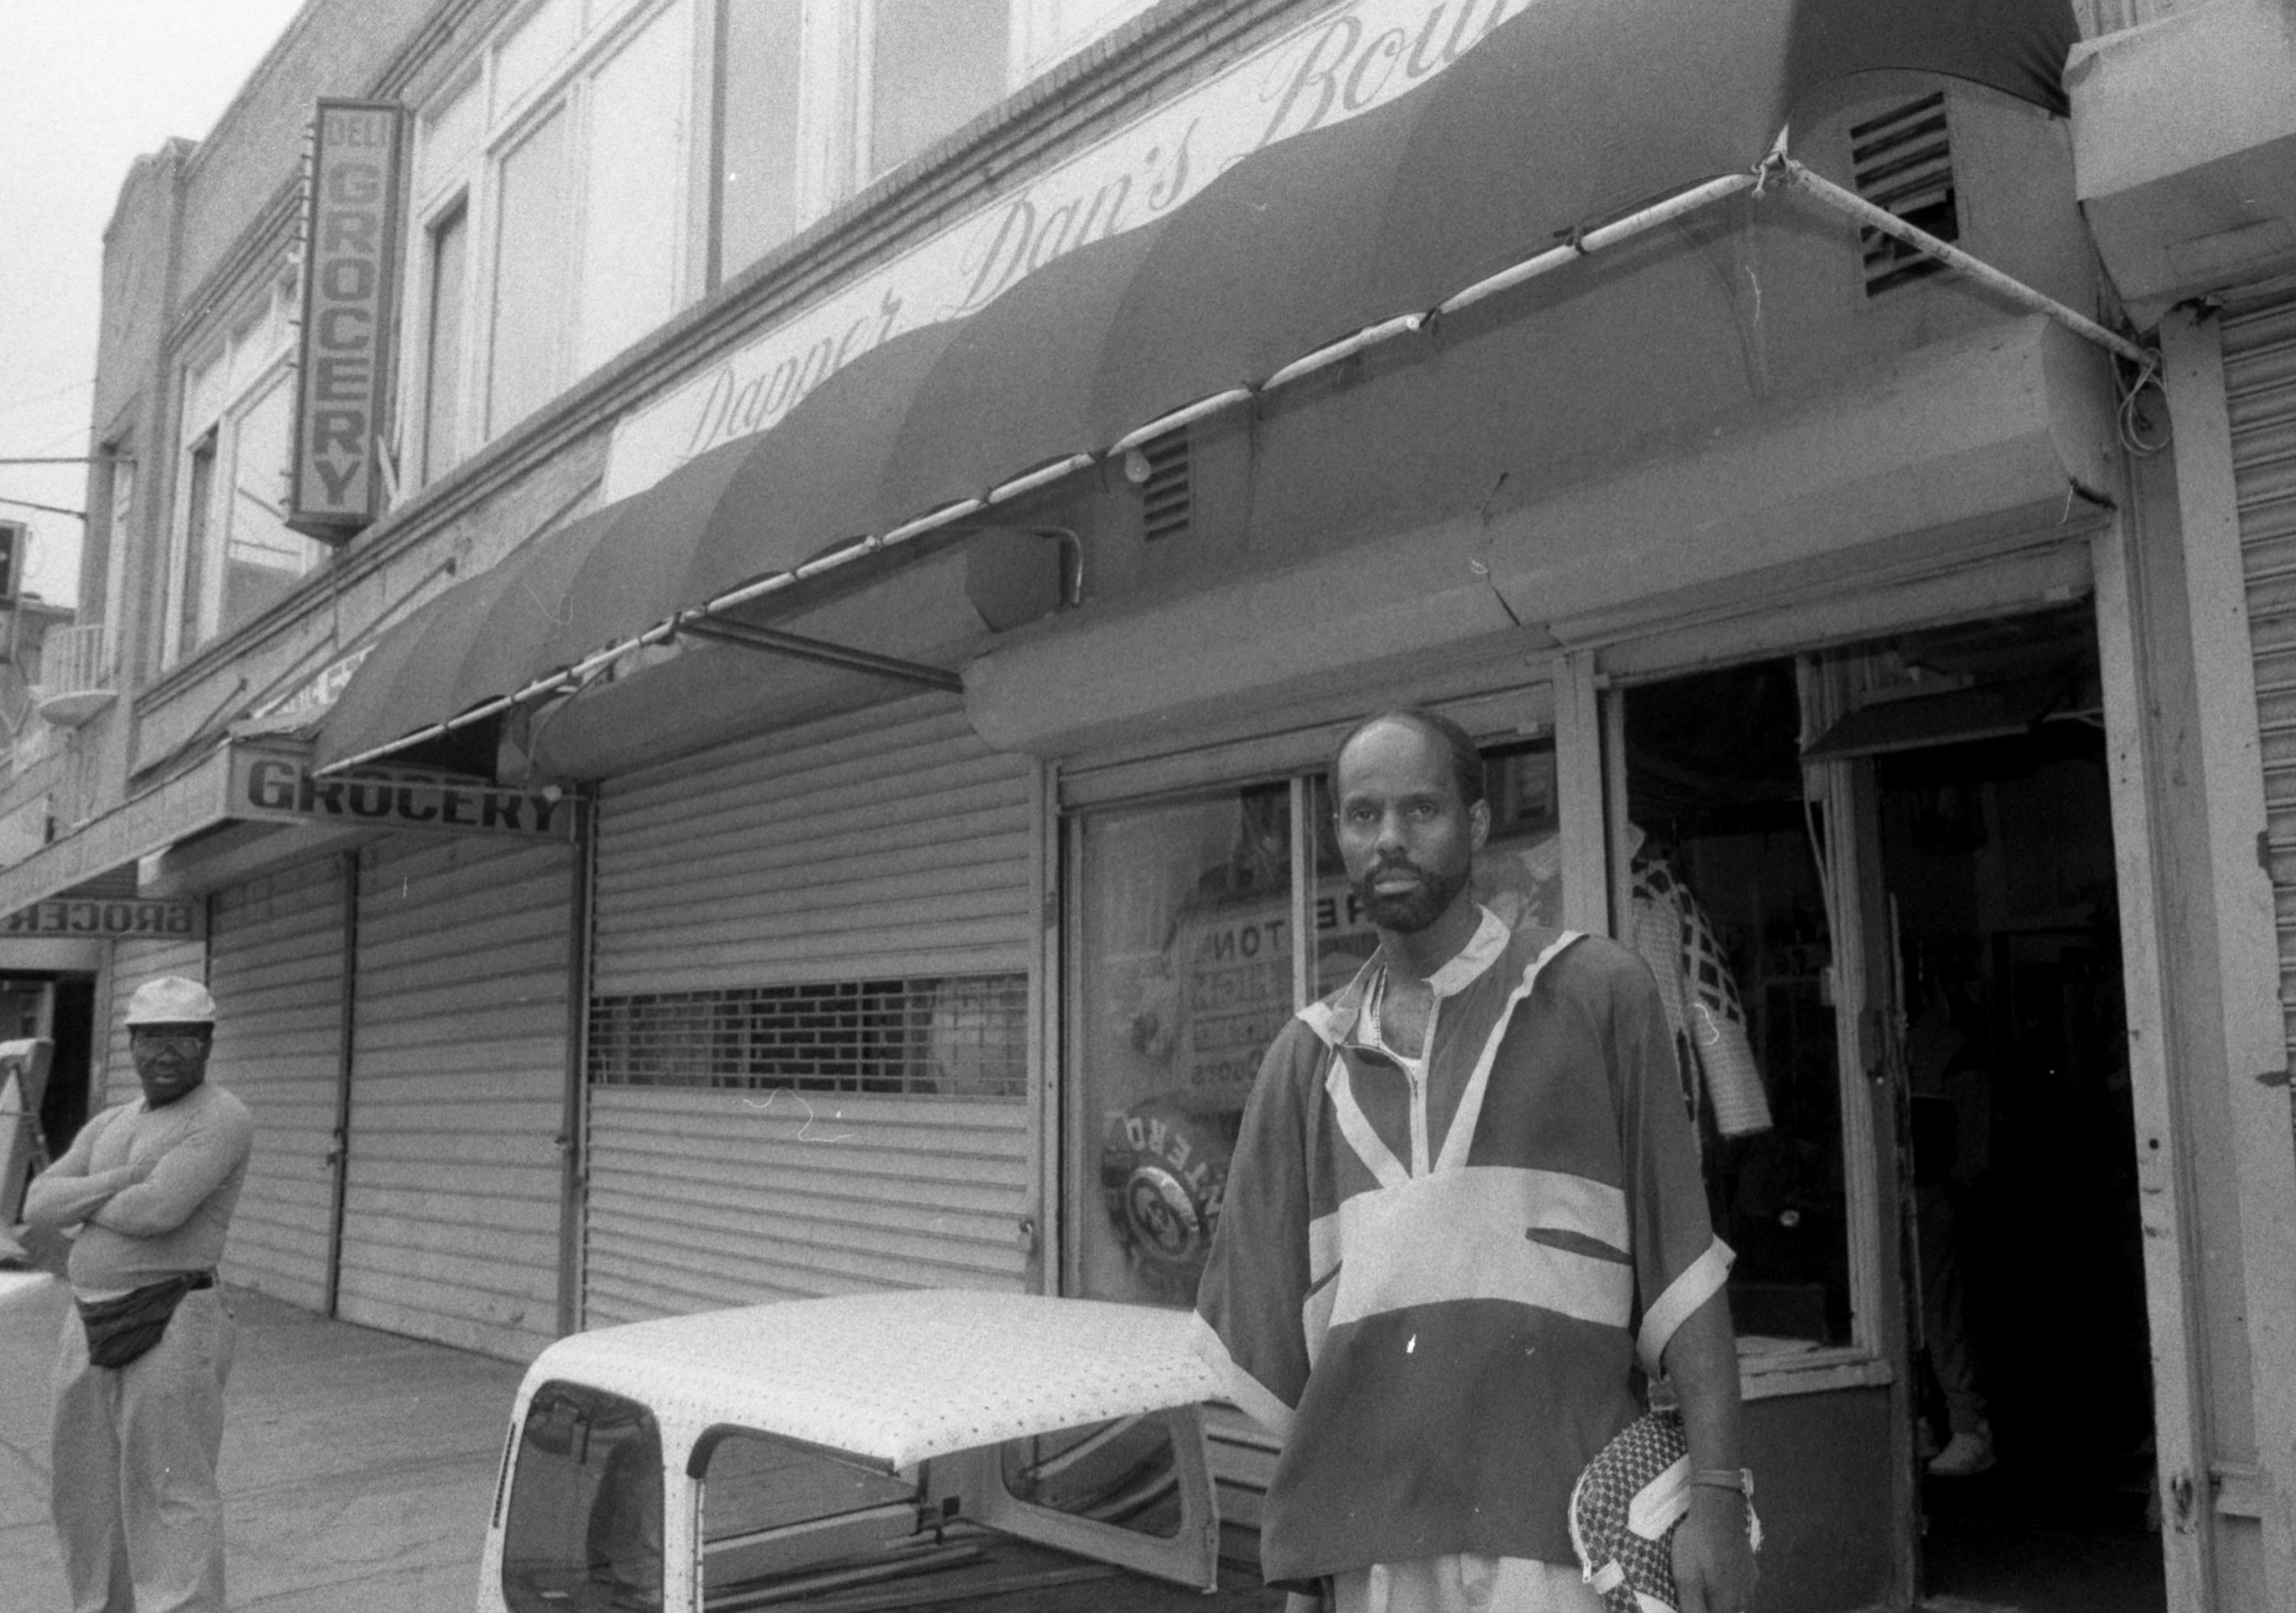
(1329, 708), (1486, 809)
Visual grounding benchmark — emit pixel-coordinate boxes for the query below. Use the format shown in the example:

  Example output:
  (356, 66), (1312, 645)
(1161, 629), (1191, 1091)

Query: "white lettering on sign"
(232, 751), (576, 841)
(604, 0), (1535, 500)
(289, 101), (403, 540)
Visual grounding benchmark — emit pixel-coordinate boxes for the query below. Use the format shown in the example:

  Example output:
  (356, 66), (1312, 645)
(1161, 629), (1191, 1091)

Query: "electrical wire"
(2117, 354), (2171, 457)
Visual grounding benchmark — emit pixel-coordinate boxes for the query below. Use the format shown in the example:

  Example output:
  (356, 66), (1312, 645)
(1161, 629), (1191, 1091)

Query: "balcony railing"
(33, 624), (116, 728)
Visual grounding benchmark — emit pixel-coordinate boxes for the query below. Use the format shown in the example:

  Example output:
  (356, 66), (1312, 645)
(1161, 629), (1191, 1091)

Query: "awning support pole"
(676, 617), (965, 691)
(1767, 155), (2151, 368)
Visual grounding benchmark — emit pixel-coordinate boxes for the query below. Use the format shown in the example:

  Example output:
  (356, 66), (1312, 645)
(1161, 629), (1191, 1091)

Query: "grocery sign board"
(0, 898), (204, 940)
(287, 100), (403, 541)
(230, 748), (578, 842)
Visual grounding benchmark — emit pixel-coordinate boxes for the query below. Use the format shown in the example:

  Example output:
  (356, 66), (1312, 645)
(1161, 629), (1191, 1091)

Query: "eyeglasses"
(131, 1032), (211, 1053)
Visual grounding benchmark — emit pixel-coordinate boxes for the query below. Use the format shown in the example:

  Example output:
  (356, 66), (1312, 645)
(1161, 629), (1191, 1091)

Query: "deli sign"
(287, 100), (403, 541)
(232, 750), (577, 842)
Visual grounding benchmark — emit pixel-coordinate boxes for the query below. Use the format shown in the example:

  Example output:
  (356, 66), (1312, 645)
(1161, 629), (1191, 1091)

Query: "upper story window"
(164, 270), (325, 664)
(409, 0), (700, 474)
(714, 0), (1157, 284)
(406, 0), (1166, 481)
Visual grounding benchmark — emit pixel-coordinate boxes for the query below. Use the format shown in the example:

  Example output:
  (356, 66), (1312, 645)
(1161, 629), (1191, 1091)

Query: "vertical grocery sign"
(288, 100), (403, 541)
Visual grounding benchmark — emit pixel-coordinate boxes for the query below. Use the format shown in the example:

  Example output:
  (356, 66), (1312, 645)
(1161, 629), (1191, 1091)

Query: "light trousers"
(50, 1286), (235, 1613)
(1286, 1556), (1606, 1613)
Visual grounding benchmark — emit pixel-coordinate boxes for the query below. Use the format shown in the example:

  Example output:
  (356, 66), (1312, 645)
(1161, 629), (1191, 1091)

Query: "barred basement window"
(587, 975), (1027, 1097)
(1851, 90), (1958, 298)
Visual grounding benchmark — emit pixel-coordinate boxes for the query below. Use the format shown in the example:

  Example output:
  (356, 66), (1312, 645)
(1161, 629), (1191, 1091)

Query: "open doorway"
(0, 972), (99, 1151)
(1810, 606), (2163, 1612)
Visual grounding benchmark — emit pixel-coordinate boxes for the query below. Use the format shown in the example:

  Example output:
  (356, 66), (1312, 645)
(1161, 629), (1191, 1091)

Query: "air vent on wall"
(1850, 90), (1958, 298)
(1138, 429), (1191, 542)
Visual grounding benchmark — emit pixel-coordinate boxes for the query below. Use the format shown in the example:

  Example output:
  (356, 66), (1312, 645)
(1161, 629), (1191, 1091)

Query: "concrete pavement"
(2, 1270), (524, 1611)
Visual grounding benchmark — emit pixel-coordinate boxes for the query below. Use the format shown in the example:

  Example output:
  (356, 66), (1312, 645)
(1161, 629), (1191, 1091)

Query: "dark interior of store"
(1872, 640), (2161, 1613)
(1624, 610), (2164, 1612)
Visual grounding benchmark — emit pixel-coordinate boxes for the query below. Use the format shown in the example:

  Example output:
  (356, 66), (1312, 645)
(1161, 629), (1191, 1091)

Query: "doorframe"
(2093, 503), (2216, 1610)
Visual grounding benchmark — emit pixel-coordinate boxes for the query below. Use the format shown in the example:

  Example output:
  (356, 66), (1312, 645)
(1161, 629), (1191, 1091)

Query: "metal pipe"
(1107, 389), (1254, 455)
(676, 616), (964, 690)
(323, 851), (358, 1321)
(556, 790), (593, 1338)
(1773, 157), (2148, 367)
(990, 453), (1097, 505)
(1439, 172), (1759, 318)
(1263, 313), (1426, 391)
(882, 497), (986, 546)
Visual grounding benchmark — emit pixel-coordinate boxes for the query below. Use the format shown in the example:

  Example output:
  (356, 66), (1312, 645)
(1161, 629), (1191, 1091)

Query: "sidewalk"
(1, 1270), (525, 1611)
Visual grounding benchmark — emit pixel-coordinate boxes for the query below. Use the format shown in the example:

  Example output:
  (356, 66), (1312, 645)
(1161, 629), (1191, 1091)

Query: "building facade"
(5, 0), (2292, 1608)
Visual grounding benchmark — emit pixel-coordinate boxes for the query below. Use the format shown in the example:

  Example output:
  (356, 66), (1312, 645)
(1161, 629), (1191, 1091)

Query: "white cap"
(124, 976), (217, 1026)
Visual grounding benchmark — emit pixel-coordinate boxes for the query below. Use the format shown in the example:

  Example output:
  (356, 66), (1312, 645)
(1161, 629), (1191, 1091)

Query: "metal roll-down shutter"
(337, 835), (572, 1360)
(2228, 295), (2296, 1062)
(582, 693), (1038, 1327)
(207, 858), (347, 1312)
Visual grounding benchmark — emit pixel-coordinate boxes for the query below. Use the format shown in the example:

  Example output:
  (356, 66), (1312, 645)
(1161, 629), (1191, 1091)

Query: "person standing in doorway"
(1907, 965), (1995, 1478)
(24, 976), (252, 1613)
(1195, 709), (1756, 1613)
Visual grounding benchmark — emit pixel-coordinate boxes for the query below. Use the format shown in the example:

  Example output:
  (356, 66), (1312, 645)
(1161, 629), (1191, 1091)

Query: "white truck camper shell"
(478, 1289), (1231, 1612)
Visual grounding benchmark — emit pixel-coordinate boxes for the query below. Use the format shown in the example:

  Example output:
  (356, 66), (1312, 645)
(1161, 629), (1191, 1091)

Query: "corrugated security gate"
(583, 693), (1038, 1327)
(2229, 294), (2296, 1065)
(335, 835), (572, 1359)
(100, 934), (209, 1106)
(206, 858), (347, 1311)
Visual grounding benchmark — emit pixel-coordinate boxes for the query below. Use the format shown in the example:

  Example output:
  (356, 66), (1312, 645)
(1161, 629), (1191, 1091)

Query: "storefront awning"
(0, 743), (244, 922)
(315, 0), (2084, 776)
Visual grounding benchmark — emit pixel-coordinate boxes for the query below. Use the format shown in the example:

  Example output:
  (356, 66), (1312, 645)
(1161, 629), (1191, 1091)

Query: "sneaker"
(1927, 1427), (1996, 1478)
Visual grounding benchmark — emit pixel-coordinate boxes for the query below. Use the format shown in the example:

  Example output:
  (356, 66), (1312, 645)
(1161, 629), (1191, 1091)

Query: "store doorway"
(1842, 613), (2164, 1613)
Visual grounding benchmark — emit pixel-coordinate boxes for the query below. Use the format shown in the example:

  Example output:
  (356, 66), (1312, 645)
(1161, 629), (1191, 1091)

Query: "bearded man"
(1193, 709), (1756, 1613)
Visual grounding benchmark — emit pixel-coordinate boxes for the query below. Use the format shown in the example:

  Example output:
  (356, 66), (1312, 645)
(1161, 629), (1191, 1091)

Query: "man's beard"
(1354, 856), (1472, 934)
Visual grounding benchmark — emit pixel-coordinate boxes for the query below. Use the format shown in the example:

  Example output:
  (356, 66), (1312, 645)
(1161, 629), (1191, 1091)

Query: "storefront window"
(1619, 660), (1851, 1347)
(1075, 784), (1291, 1305)
(1068, 697), (1859, 1351)
(1072, 734), (1561, 1308)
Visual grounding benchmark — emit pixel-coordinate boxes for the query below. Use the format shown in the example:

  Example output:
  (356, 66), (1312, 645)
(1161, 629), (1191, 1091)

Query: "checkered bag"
(1568, 1408), (1760, 1613)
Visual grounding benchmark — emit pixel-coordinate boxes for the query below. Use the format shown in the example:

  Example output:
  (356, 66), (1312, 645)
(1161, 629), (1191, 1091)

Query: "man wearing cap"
(24, 976), (252, 1613)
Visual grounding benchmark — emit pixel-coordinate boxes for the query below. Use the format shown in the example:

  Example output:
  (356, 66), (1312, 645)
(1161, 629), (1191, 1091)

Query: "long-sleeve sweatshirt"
(22, 1081), (253, 1297)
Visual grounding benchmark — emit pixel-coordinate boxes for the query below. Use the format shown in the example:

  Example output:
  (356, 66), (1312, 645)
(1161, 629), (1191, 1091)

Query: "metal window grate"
(1851, 91), (1957, 298)
(587, 975), (1028, 1097)
(1140, 429), (1191, 542)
